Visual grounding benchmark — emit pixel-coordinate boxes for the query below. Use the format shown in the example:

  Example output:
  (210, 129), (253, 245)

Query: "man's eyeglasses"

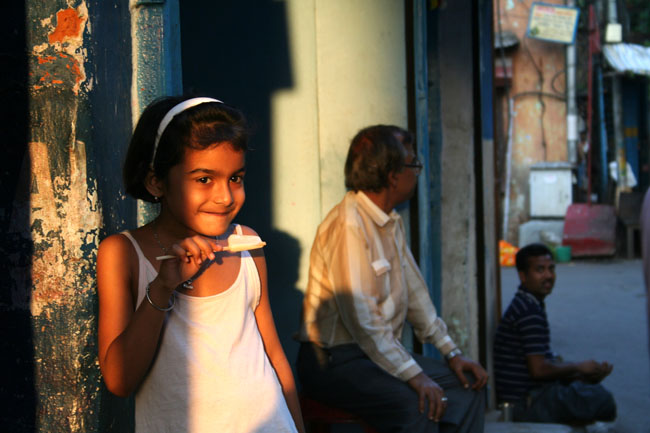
(404, 157), (423, 174)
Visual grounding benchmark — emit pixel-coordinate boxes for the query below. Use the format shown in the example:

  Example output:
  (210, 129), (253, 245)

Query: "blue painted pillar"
(131, 0), (183, 226)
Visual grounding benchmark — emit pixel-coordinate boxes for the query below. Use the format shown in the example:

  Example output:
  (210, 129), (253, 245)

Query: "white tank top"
(122, 226), (297, 433)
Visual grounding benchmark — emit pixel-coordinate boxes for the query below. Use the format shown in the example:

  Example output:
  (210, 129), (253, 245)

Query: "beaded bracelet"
(145, 283), (175, 312)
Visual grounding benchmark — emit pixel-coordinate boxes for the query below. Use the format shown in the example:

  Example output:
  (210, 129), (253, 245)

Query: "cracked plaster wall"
(3, 1), (133, 431)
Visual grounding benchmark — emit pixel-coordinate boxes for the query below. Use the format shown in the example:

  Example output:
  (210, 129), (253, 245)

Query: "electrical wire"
(521, 36), (548, 160)
(550, 68), (567, 95)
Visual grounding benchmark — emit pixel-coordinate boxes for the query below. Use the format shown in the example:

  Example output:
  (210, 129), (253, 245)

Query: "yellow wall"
(270, 0), (408, 289)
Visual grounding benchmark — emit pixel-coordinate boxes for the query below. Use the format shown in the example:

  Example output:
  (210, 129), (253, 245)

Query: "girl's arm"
(97, 233), (175, 397)
(247, 230), (305, 433)
(98, 233), (215, 397)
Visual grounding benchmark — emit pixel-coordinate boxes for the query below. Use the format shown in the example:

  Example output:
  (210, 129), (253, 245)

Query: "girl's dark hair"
(123, 96), (249, 202)
(344, 125), (414, 192)
(515, 243), (554, 272)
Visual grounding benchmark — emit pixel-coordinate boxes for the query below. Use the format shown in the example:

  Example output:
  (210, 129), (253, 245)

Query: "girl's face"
(159, 142), (246, 237)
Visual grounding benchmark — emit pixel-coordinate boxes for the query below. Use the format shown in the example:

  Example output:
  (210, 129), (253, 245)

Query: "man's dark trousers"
(297, 343), (485, 433)
(512, 380), (616, 424)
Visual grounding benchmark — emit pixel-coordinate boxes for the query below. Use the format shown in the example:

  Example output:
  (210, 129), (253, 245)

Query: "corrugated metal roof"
(603, 43), (650, 76)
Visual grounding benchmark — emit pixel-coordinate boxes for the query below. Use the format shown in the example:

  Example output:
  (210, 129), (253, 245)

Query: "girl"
(97, 96), (305, 433)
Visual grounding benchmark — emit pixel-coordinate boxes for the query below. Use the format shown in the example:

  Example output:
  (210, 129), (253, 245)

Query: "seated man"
(494, 243), (617, 424)
(296, 125), (487, 433)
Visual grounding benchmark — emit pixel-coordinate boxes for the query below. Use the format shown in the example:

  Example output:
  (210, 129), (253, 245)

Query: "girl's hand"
(156, 235), (223, 291)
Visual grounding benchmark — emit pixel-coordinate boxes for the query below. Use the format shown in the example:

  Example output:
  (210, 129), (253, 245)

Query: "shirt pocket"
(372, 258), (397, 319)
(371, 258), (391, 276)
(371, 258), (393, 305)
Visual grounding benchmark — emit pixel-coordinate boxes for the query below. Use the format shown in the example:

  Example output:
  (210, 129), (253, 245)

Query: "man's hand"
(528, 354), (612, 383)
(407, 372), (447, 422)
(447, 356), (489, 390)
(577, 360), (613, 383)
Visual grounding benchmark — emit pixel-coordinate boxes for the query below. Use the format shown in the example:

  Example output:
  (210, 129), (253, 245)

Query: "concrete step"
(486, 410), (572, 432)
(485, 410), (617, 433)
(486, 420), (617, 433)
(486, 421), (572, 432)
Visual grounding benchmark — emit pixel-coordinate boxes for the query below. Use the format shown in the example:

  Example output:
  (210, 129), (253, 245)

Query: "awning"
(603, 43), (650, 76)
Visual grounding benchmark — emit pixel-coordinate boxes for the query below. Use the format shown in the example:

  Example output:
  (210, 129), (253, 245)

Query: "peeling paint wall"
(2, 1), (134, 431)
(496, 0), (569, 243)
(22, 2), (102, 431)
(34, 5), (89, 94)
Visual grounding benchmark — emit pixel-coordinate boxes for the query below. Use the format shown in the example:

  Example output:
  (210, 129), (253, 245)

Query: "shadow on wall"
(264, 230), (303, 363)
(180, 1), (303, 361)
(0, 3), (35, 431)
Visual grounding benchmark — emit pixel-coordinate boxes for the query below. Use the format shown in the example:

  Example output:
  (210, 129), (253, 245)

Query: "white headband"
(151, 97), (222, 167)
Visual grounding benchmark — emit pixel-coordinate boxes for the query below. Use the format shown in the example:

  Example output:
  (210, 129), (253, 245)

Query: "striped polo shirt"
(494, 287), (552, 402)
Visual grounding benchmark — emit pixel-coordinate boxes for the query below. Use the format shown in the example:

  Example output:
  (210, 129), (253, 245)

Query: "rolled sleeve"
(402, 241), (457, 357)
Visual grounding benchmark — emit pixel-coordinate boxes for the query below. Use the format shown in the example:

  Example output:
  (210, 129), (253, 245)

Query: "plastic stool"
(300, 395), (379, 433)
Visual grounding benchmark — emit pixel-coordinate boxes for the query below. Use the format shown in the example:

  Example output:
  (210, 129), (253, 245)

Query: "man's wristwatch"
(445, 348), (462, 361)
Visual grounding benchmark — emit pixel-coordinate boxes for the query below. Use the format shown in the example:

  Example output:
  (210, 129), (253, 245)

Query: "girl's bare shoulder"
(235, 225), (266, 262)
(97, 231), (139, 267)
(237, 224), (258, 236)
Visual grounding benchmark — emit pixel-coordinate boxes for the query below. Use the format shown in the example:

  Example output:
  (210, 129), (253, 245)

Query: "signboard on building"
(527, 2), (580, 44)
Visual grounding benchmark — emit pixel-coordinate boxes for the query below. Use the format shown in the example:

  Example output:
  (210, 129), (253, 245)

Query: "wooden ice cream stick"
(155, 235), (266, 261)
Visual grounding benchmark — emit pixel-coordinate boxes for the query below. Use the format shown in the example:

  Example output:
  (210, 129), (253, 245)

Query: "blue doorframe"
(413, 1), (443, 358)
(622, 78), (641, 183)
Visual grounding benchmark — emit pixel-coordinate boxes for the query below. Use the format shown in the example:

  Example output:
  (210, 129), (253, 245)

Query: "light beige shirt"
(299, 191), (457, 381)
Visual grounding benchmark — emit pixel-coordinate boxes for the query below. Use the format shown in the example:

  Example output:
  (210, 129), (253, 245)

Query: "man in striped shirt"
(494, 243), (616, 424)
(297, 125), (487, 433)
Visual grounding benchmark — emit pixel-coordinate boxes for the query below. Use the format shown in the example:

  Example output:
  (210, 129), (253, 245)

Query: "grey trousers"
(512, 380), (616, 424)
(296, 343), (485, 433)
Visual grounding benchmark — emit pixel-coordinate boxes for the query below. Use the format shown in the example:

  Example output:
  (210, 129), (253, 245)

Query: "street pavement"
(500, 259), (650, 433)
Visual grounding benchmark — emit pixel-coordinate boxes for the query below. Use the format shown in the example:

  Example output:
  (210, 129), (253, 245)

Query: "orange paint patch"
(54, 53), (83, 86)
(69, 61), (83, 85)
(48, 8), (84, 44)
(38, 56), (57, 64)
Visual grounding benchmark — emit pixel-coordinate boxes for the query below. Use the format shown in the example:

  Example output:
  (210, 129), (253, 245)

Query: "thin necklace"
(153, 225), (170, 255)
(153, 221), (194, 290)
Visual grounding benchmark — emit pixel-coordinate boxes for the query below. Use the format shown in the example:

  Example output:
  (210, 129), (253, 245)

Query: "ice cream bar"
(155, 234), (266, 260)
